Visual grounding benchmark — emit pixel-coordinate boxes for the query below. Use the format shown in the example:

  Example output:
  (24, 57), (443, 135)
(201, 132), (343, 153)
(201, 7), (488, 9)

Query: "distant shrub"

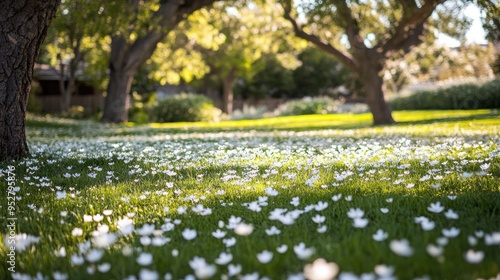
(231, 105), (268, 120)
(390, 79), (500, 110)
(273, 96), (342, 116)
(149, 93), (223, 122)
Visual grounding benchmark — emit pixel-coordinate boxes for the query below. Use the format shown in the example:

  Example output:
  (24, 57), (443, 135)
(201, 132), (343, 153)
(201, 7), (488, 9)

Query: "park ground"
(1, 110), (500, 280)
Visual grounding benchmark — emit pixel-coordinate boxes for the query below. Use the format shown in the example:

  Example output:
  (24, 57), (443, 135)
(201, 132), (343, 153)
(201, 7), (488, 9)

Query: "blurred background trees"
(33, 0), (499, 123)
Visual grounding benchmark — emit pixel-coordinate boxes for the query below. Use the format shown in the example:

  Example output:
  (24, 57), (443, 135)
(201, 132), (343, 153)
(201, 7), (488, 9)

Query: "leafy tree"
(101, 0), (217, 123)
(182, 1), (299, 114)
(40, 0), (109, 111)
(1, 0), (60, 161)
(237, 54), (296, 100)
(281, 0), (472, 124)
(293, 47), (349, 98)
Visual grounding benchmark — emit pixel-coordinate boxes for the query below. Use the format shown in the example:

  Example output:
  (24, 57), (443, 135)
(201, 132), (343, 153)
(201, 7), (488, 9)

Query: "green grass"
(1, 110), (499, 279)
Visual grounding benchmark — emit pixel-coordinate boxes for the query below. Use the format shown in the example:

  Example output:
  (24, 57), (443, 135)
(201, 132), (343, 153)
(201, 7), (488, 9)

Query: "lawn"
(1, 110), (500, 280)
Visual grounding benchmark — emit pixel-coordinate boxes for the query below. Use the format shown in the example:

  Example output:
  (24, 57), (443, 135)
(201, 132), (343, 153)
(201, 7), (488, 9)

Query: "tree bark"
(102, 67), (134, 123)
(0, 0), (59, 162)
(358, 51), (395, 125)
(59, 62), (78, 112)
(221, 68), (237, 115)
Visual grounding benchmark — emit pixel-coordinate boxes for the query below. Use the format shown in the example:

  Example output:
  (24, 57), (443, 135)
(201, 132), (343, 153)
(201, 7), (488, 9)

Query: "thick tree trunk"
(221, 68), (237, 115)
(363, 73), (395, 125)
(358, 52), (395, 125)
(0, 0), (59, 162)
(102, 68), (134, 123)
(101, 0), (217, 123)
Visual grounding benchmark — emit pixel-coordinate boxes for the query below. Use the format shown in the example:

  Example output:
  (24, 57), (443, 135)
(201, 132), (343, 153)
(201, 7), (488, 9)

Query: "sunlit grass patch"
(1, 110), (499, 279)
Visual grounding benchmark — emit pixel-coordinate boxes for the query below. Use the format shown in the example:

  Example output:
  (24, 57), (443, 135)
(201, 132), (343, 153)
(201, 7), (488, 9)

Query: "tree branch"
(380, 0), (442, 55)
(281, 0), (358, 73)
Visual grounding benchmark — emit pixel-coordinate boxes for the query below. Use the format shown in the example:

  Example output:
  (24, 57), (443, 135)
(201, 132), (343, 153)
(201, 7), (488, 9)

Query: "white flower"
(315, 201), (328, 211)
(52, 272), (68, 280)
(137, 224), (156, 236)
(374, 264), (395, 277)
(137, 252), (153, 266)
(54, 247), (66, 257)
(139, 269), (159, 280)
(332, 194), (342, 202)
(265, 226), (281, 236)
(444, 209), (459, 219)
(427, 202), (444, 213)
(212, 229), (227, 239)
(347, 208), (364, 219)
(72, 227), (83, 237)
(83, 215), (93, 222)
(436, 237), (448, 246)
(421, 220), (435, 231)
(461, 172), (474, 178)
(389, 239), (413, 257)
(191, 259), (216, 279)
(70, 254), (84, 266)
(256, 250), (273, 264)
(426, 244), (443, 257)
(353, 218), (369, 228)
(312, 215), (325, 224)
(241, 272), (260, 280)
(93, 214), (104, 222)
(317, 225), (327, 233)
(56, 191), (66, 200)
(304, 258), (339, 280)
(277, 244), (288, 254)
(182, 228), (197, 240)
(234, 223), (253, 236)
(86, 249), (103, 263)
(97, 262), (111, 273)
(442, 227), (460, 238)
(464, 249), (484, 263)
(92, 233), (117, 248)
(380, 208), (389, 214)
(228, 264), (242, 276)
(177, 206), (186, 214)
(468, 235), (478, 246)
(264, 187), (278, 196)
(223, 237), (236, 248)
(7, 234), (40, 252)
(214, 252), (232, 265)
(294, 243), (315, 260)
(372, 229), (388, 242)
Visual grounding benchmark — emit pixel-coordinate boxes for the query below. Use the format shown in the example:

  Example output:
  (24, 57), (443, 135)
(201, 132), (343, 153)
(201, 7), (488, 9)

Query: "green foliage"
(390, 79), (500, 110)
(292, 47), (349, 98)
(149, 93), (224, 122)
(129, 92), (156, 124)
(273, 96), (342, 116)
(237, 55), (296, 99)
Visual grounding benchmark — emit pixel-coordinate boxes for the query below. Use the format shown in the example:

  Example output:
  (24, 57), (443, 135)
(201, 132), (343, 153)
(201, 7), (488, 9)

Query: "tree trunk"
(101, 0), (218, 123)
(0, 0), (59, 162)
(221, 68), (237, 115)
(364, 73), (395, 125)
(102, 68), (134, 123)
(358, 52), (395, 125)
(59, 62), (77, 112)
